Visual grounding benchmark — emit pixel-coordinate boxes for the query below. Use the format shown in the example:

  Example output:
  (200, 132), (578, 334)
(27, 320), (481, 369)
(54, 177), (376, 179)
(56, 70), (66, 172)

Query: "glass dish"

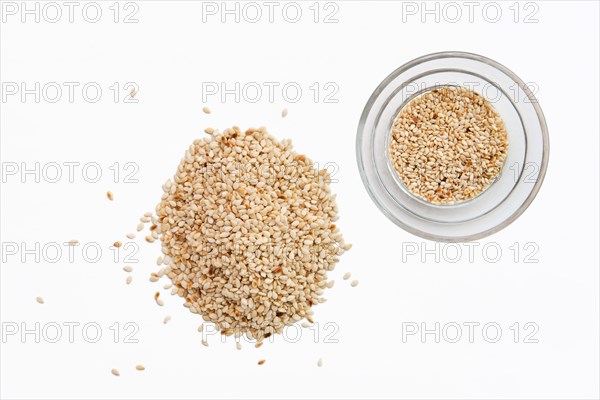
(356, 52), (549, 242)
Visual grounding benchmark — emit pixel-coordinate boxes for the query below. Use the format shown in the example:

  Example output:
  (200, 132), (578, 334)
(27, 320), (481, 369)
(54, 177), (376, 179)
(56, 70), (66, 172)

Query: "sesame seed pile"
(154, 126), (349, 340)
(389, 86), (508, 204)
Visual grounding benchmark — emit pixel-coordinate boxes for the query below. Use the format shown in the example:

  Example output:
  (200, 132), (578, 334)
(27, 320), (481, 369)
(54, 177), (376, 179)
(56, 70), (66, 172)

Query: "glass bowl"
(356, 52), (549, 242)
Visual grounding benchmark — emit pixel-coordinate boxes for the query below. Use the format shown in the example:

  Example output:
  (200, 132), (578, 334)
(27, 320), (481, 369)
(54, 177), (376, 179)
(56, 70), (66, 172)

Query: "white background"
(1, 1), (599, 399)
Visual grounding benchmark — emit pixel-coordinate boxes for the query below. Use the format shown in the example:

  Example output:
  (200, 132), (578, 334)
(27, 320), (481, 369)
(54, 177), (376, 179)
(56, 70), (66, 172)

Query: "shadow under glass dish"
(356, 52), (549, 242)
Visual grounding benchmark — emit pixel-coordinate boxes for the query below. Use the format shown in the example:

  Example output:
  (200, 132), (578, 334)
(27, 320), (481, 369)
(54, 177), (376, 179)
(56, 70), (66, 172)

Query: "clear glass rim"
(356, 51), (550, 242)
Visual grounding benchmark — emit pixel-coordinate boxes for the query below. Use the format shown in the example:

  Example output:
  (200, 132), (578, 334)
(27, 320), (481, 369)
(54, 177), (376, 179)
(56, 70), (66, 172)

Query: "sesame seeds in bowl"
(356, 52), (549, 242)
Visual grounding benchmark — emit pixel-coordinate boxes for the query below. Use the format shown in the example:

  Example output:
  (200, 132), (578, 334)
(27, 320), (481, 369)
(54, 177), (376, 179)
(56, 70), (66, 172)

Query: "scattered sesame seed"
(163, 283), (173, 290)
(255, 342), (263, 348)
(145, 236), (155, 243)
(197, 324), (203, 332)
(258, 359), (265, 365)
(201, 339), (209, 347)
(111, 369), (120, 376)
(107, 191), (114, 201)
(135, 365), (145, 371)
(202, 106), (211, 114)
(156, 256), (163, 265)
(126, 233), (136, 240)
(154, 126), (349, 340)
(136, 223), (144, 232)
(326, 280), (335, 288)
(36, 296), (44, 304)
(351, 280), (359, 287)
(236, 342), (242, 350)
(281, 108), (288, 118)
(123, 266), (133, 272)
(163, 316), (171, 324)
(140, 216), (151, 223)
(301, 322), (311, 328)
(343, 272), (351, 280)
(317, 358), (323, 367)
(156, 298), (164, 307)
(204, 127), (214, 135)
(144, 212), (152, 218)
(68, 240), (78, 246)
(126, 275), (132, 285)
(113, 242), (122, 248)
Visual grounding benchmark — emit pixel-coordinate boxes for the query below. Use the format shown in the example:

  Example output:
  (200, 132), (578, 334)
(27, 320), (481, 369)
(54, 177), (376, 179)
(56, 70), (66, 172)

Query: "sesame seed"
(126, 233), (136, 239)
(301, 322), (311, 328)
(343, 272), (351, 280)
(236, 342), (242, 350)
(258, 360), (265, 365)
(113, 242), (122, 248)
(163, 316), (171, 324)
(136, 223), (144, 232)
(350, 280), (359, 287)
(389, 86), (508, 204)
(281, 108), (288, 118)
(201, 339), (209, 347)
(197, 324), (203, 332)
(140, 216), (151, 223)
(135, 365), (145, 371)
(111, 369), (120, 376)
(153, 126), (350, 340)
(144, 212), (152, 217)
(255, 342), (263, 348)
(123, 265), (133, 272)
(68, 240), (78, 246)
(36, 296), (44, 304)
(204, 127), (214, 135)
(317, 358), (323, 367)
(163, 283), (173, 290)
(107, 191), (114, 201)
(202, 106), (211, 114)
(126, 276), (132, 285)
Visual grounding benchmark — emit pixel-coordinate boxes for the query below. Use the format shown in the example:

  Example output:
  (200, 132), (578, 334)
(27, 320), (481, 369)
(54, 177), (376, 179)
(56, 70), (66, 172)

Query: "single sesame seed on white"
(68, 240), (79, 246)
(113, 241), (122, 248)
(163, 316), (171, 324)
(281, 108), (288, 118)
(111, 369), (120, 376)
(351, 280), (359, 287)
(156, 256), (163, 266)
(136, 223), (144, 232)
(197, 324), (203, 332)
(202, 106), (211, 114)
(135, 365), (145, 371)
(204, 127), (214, 135)
(156, 298), (164, 307)
(163, 283), (173, 290)
(258, 359), (265, 366)
(144, 212), (152, 217)
(126, 275), (133, 285)
(343, 272), (351, 280)
(317, 358), (323, 367)
(123, 265), (133, 272)
(107, 191), (114, 201)
(201, 339), (209, 347)
(236, 342), (242, 350)
(126, 233), (136, 240)
(140, 216), (151, 223)
(301, 322), (311, 328)
(36, 296), (44, 304)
